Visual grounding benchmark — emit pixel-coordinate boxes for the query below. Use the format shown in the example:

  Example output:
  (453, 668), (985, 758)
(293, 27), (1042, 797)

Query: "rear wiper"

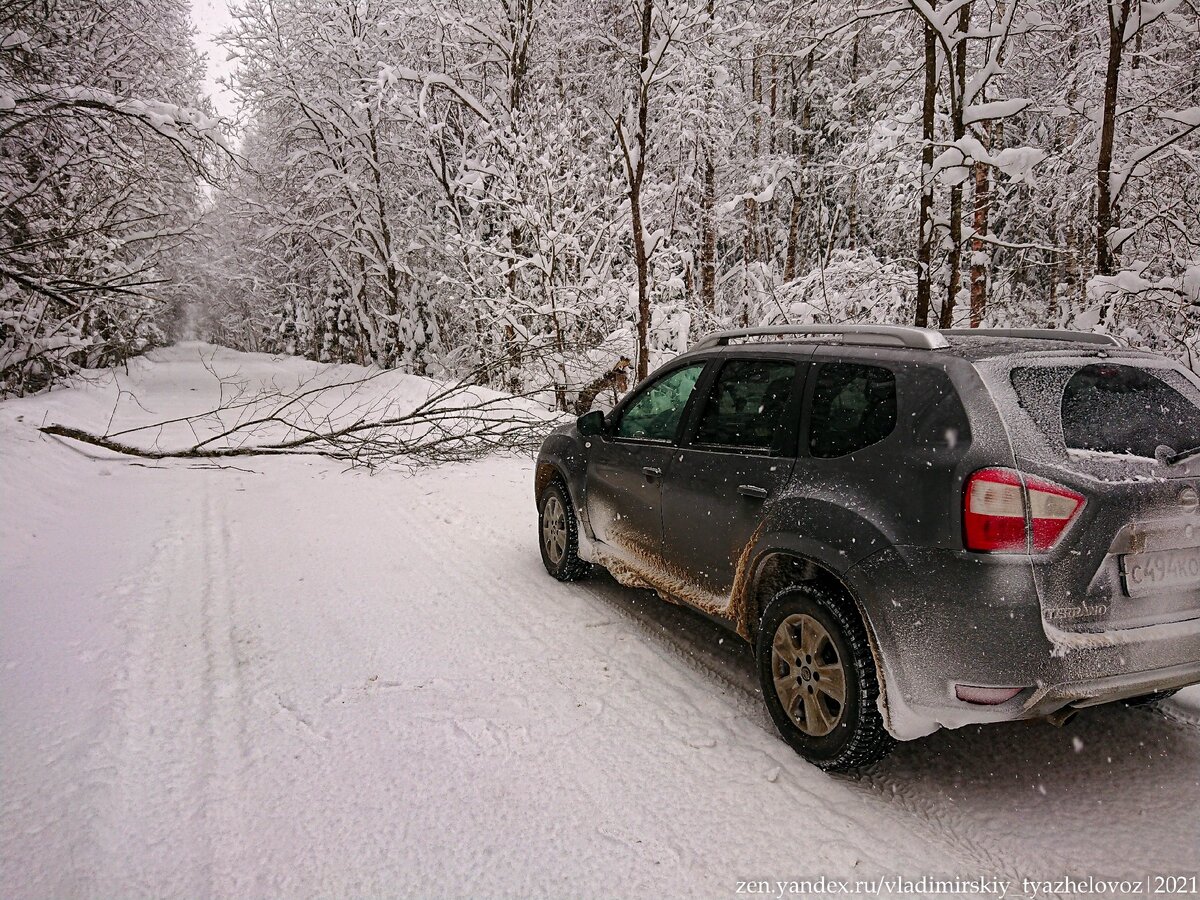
(1166, 444), (1200, 466)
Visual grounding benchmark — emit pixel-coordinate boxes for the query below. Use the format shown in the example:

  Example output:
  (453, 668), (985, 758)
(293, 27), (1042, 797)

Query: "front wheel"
(756, 586), (894, 772)
(538, 480), (590, 582)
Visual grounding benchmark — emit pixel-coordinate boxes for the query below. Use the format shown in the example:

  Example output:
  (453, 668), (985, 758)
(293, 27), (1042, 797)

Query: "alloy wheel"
(771, 613), (847, 737)
(542, 494), (567, 566)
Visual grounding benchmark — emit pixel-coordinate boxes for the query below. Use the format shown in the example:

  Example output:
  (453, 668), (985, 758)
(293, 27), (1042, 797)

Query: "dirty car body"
(535, 325), (1200, 767)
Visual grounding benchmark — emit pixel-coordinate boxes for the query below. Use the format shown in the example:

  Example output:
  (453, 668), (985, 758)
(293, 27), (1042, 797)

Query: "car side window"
(615, 363), (705, 442)
(693, 359), (796, 450)
(809, 362), (897, 458)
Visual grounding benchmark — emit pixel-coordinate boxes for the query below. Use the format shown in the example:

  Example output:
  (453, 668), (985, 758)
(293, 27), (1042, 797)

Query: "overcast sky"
(190, 0), (238, 120)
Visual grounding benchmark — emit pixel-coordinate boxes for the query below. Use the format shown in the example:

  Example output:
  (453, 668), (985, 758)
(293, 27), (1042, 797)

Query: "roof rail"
(939, 328), (1123, 347)
(694, 324), (949, 351)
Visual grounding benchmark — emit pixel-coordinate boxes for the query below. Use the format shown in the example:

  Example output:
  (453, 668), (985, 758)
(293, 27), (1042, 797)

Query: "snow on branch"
(9, 83), (229, 159)
(962, 98), (1030, 126)
(1122, 0), (1184, 41)
(933, 136), (1046, 186)
(377, 65), (494, 126)
(1110, 109), (1200, 203)
(36, 344), (591, 467)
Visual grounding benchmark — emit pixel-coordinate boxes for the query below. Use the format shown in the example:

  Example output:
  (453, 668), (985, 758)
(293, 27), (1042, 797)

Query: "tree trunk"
(969, 156), (989, 326)
(631, 192), (650, 381)
(503, 1), (532, 376)
(746, 49), (761, 265)
(768, 55), (777, 156)
(970, 0), (1007, 329)
(700, 151), (716, 311)
(940, 2), (973, 330)
(788, 61), (798, 157)
(631, 0), (653, 381)
(787, 51), (814, 285)
(698, 0), (716, 314)
(1046, 211), (1059, 325)
(847, 33), (859, 250)
(1096, 0), (1130, 285)
(752, 46), (762, 158)
(574, 357), (632, 415)
(784, 186), (802, 282)
(915, 1), (938, 328)
(847, 181), (858, 251)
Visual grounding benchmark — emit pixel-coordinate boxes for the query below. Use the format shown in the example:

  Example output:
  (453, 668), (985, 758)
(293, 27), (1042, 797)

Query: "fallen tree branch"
(38, 340), (632, 467)
(39, 424), (308, 459)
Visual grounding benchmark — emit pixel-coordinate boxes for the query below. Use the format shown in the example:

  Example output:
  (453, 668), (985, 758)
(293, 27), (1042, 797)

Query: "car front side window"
(614, 363), (706, 442)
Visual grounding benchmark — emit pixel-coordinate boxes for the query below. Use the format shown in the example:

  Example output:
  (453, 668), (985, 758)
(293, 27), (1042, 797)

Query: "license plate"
(1120, 547), (1200, 598)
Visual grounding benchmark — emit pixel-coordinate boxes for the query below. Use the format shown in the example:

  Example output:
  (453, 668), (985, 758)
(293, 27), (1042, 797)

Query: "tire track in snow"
(198, 476), (252, 896)
(376, 475), (981, 883)
(580, 565), (1200, 893)
(341, 490), (732, 881)
(577, 572), (1032, 889)
(84, 499), (212, 896)
(423, 472), (1064, 890)
(79, 472), (253, 897)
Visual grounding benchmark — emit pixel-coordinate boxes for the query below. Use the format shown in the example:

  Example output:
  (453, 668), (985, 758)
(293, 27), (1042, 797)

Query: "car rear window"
(1011, 363), (1200, 459)
(693, 359), (795, 450)
(808, 362), (897, 458)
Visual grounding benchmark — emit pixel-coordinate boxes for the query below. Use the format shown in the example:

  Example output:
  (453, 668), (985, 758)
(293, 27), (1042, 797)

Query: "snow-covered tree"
(1, 0), (227, 394)
(179, 0), (1199, 390)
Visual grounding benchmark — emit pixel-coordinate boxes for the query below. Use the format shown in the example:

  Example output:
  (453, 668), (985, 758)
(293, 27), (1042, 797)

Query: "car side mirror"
(577, 410), (605, 437)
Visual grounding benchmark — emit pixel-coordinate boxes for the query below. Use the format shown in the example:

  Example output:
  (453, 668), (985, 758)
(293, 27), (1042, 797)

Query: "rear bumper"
(845, 546), (1200, 739)
(1024, 658), (1200, 714)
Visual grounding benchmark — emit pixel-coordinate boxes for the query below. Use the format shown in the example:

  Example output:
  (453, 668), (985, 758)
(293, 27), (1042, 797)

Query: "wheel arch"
(743, 549), (868, 641)
(742, 546), (896, 735)
(535, 460), (566, 502)
(534, 431), (588, 512)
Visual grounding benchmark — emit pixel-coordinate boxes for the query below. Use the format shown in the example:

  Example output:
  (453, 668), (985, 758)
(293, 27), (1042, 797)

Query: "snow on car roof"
(937, 335), (1156, 362)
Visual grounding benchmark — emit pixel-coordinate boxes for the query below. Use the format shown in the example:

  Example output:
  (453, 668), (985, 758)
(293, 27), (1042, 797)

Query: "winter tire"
(538, 480), (590, 582)
(756, 585), (894, 772)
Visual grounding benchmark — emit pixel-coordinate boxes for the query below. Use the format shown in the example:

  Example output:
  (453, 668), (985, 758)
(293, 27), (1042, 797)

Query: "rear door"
(995, 356), (1200, 630)
(586, 361), (708, 565)
(659, 353), (808, 605)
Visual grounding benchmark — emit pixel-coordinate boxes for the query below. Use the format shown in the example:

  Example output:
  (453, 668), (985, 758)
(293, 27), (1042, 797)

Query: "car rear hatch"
(976, 350), (1200, 634)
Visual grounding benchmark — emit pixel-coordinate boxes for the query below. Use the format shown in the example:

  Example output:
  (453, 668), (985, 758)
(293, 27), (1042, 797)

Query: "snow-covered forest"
(6, 4), (1200, 893)
(3, 0), (1199, 398)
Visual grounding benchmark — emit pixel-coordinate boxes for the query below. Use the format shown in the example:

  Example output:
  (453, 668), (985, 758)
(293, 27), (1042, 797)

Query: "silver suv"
(535, 326), (1200, 770)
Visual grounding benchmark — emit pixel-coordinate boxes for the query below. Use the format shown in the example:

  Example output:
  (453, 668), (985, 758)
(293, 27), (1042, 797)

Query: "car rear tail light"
(964, 467), (1085, 553)
(955, 684), (1024, 705)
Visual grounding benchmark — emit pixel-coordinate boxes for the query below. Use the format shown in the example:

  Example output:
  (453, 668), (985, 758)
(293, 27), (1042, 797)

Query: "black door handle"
(738, 484), (769, 499)
(642, 466), (663, 478)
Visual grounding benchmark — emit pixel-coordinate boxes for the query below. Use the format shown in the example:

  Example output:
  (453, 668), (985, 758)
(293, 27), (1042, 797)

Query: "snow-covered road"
(3, 346), (1198, 898)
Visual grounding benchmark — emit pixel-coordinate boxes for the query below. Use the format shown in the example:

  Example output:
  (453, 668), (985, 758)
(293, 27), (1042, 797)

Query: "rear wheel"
(756, 585), (894, 771)
(538, 480), (590, 582)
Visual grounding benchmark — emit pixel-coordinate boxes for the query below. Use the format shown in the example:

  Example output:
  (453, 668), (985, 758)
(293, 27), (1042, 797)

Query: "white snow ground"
(2, 344), (1198, 899)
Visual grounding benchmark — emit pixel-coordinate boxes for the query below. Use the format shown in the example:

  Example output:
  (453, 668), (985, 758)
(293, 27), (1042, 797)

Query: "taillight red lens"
(963, 467), (1085, 553)
(1026, 478), (1087, 550)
